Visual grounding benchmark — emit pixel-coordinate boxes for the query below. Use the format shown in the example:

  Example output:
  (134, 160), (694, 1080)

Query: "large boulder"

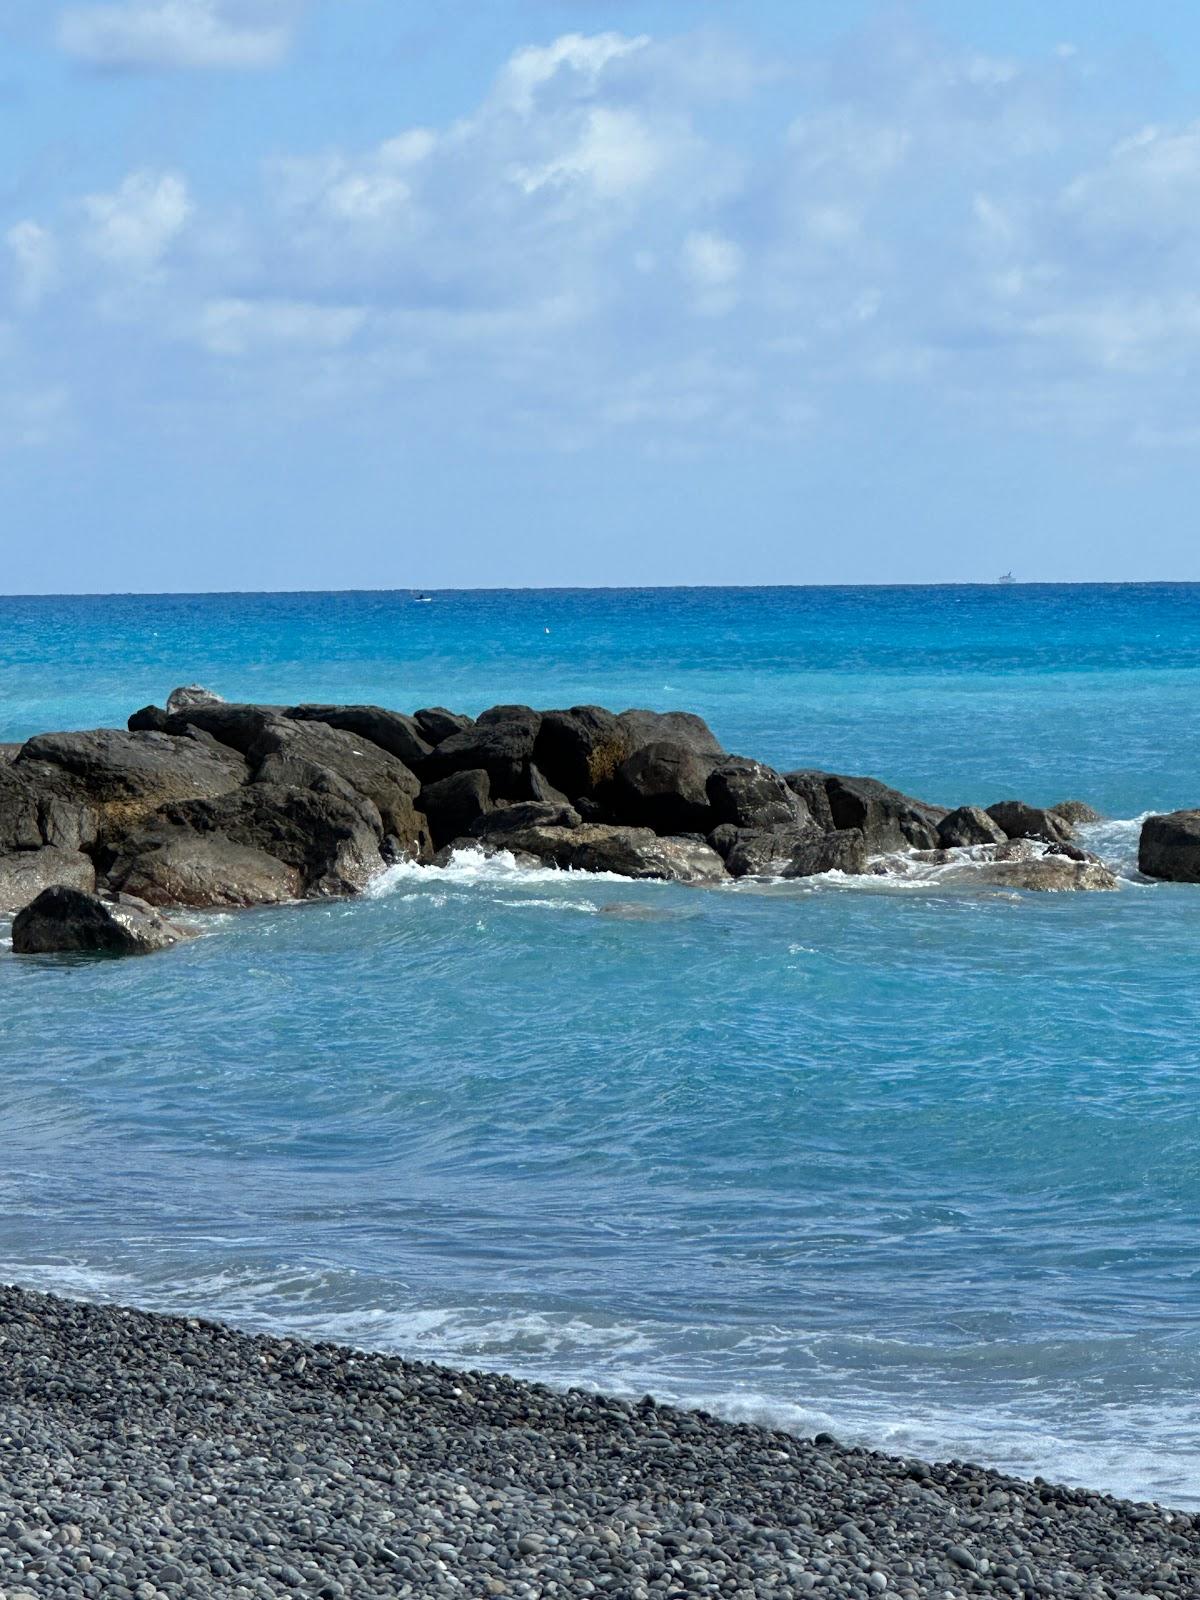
(423, 706), (542, 798)
(1051, 799), (1102, 827)
(468, 802), (581, 849)
(986, 799), (1074, 846)
(414, 707), (473, 746)
(159, 703), (283, 754)
(159, 784), (387, 897)
(1138, 811), (1200, 883)
(707, 760), (808, 831)
(245, 719), (429, 859)
(284, 705), (433, 770)
(128, 705), (169, 733)
(781, 772), (837, 834)
(533, 707), (629, 799)
(610, 741), (716, 834)
(823, 774), (946, 852)
(937, 806), (1007, 848)
(15, 728), (246, 840)
(419, 769), (492, 851)
(12, 887), (191, 956)
(713, 824), (867, 879)
(105, 826), (301, 909)
(617, 709), (724, 759)
(166, 685), (225, 716)
(0, 847), (96, 915)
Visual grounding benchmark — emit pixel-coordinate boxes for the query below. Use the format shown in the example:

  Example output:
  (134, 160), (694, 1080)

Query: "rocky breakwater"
(0, 688), (1121, 957)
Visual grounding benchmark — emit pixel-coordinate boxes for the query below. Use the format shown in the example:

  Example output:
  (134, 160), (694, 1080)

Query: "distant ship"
(412, 592), (433, 604)
(997, 572), (1015, 585)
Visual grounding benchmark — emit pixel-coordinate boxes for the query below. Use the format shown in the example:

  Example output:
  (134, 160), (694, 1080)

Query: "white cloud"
(495, 32), (650, 114)
(25, 20), (1200, 453)
(57, 0), (297, 71)
(198, 297), (366, 355)
(680, 230), (744, 316)
(6, 222), (59, 310)
(82, 170), (192, 272)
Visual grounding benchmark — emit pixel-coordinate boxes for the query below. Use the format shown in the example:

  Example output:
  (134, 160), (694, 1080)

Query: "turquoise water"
(1, 585), (1199, 1505)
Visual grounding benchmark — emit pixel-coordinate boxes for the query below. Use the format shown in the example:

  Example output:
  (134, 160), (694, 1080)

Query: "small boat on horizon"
(997, 572), (1015, 585)
(412, 592), (433, 603)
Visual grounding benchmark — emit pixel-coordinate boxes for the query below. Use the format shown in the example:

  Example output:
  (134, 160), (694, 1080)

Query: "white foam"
(368, 845), (635, 896)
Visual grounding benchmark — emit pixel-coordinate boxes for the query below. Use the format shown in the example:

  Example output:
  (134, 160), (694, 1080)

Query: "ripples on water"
(1, 587), (1199, 1506)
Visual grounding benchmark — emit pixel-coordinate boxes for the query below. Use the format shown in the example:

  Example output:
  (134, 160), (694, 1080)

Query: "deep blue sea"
(1, 585), (1199, 1506)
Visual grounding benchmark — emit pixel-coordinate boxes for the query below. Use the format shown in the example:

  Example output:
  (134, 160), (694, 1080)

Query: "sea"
(1, 584), (1198, 1507)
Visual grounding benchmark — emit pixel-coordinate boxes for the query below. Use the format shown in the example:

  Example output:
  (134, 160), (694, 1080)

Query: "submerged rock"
(12, 886), (191, 955)
(1138, 810), (1200, 883)
(0, 846), (96, 915)
(975, 857), (1119, 892)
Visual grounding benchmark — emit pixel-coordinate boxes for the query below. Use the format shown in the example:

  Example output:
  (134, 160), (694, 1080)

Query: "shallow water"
(1, 585), (1198, 1506)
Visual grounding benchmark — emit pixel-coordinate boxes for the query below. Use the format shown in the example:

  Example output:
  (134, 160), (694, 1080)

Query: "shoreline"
(0, 1285), (1194, 1599)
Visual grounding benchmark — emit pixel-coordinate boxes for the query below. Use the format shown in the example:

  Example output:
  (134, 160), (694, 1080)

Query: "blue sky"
(4, 1), (1200, 591)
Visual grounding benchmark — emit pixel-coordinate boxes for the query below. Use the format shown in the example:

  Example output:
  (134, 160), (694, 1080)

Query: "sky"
(3, 1), (1200, 591)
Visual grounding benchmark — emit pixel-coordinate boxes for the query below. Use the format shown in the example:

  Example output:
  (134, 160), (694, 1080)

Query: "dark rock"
(710, 825), (847, 878)
(825, 774), (946, 851)
(128, 704), (169, 733)
(533, 707), (630, 798)
(1050, 799), (1103, 827)
(0, 762), (98, 854)
(0, 847), (96, 914)
(527, 763), (571, 806)
(12, 886), (191, 956)
(611, 741), (716, 834)
(1138, 811), (1200, 883)
(986, 799), (1074, 845)
(16, 729), (246, 840)
(419, 769), (492, 852)
(780, 771), (836, 833)
(246, 720), (429, 859)
(284, 705), (433, 770)
(707, 760), (808, 830)
(105, 827), (302, 908)
(166, 685), (225, 715)
(468, 802), (581, 846)
(414, 707), (474, 746)
(937, 806), (1007, 847)
(617, 709), (724, 759)
(161, 703), (284, 754)
(424, 706), (542, 797)
(159, 785), (387, 897)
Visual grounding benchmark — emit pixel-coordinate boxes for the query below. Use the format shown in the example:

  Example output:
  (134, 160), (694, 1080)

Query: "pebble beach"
(0, 1285), (1195, 1600)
